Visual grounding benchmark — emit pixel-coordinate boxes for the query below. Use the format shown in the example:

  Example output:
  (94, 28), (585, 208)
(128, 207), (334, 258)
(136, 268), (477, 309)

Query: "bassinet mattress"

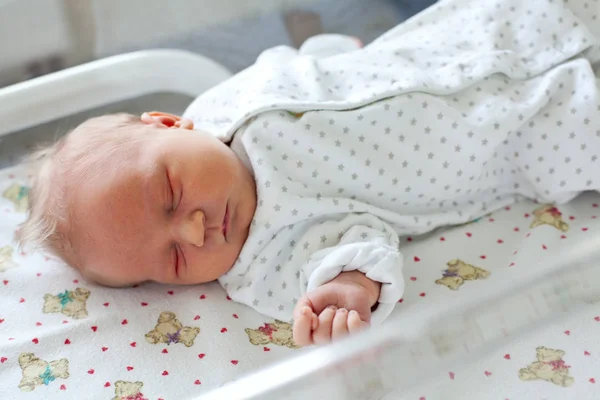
(2, 162), (600, 400)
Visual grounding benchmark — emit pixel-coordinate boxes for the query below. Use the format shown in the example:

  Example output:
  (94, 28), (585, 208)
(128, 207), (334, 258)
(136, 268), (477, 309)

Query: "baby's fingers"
(348, 310), (370, 334)
(312, 306), (337, 345)
(331, 308), (350, 341)
(293, 307), (317, 347)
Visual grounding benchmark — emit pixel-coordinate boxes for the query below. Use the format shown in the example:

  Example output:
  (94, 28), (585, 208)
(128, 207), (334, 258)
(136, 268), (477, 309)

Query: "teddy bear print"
(245, 320), (299, 349)
(530, 204), (569, 232)
(519, 346), (574, 387)
(435, 259), (491, 290)
(43, 288), (90, 319)
(18, 352), (69, 392)
(112, 380), (148, 400)
(3, 183), (30, 213)
(145, 311), (200, 347)
(0, 245), (17, 272)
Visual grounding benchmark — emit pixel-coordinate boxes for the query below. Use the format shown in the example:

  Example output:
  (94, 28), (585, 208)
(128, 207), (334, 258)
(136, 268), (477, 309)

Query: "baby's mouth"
(222, 204), (230, 240)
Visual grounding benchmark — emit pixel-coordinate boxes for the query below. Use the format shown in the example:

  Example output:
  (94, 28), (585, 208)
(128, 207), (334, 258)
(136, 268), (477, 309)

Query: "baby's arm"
(292, 214), (405, 346)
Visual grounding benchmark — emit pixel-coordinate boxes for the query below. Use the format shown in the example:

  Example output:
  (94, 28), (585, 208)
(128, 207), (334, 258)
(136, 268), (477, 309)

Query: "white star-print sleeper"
(184, 0), (600, 324)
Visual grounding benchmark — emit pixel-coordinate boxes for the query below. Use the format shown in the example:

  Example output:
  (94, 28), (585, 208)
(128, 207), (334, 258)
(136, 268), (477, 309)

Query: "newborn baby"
(18, 0), (600, 347)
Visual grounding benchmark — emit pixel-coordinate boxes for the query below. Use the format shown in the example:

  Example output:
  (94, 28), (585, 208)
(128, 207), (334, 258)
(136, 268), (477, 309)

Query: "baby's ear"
(141, 112), (194, 130)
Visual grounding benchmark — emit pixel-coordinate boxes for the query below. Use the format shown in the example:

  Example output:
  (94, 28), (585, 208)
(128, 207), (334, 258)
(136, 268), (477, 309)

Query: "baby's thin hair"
(16, 113), (144, 266)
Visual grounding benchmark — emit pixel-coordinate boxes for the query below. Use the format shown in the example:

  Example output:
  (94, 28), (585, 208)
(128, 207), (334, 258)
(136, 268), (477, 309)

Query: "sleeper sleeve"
(302, 215), (405, 325)
(256, 34), (362, 65)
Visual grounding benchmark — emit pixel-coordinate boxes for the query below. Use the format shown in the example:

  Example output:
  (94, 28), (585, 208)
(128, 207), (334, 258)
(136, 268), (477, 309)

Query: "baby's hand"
(292, 271), (381, 346)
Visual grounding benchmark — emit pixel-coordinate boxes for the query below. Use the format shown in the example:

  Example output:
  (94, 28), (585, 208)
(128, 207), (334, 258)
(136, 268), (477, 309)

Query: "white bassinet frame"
(1, 50), (600, 400)
(0, 49), (231, 137)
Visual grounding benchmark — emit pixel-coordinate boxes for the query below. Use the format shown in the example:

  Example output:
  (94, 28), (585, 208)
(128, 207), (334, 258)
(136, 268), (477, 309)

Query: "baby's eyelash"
(166, 170), (175, 211)
(172, 244), (179, 276)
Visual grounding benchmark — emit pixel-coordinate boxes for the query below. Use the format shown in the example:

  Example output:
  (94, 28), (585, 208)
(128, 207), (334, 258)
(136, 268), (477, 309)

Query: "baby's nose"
(178, 210), (205, 247)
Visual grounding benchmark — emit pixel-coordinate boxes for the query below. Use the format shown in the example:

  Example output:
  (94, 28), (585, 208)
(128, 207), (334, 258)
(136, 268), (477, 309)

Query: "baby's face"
(68, 113), (256, 286)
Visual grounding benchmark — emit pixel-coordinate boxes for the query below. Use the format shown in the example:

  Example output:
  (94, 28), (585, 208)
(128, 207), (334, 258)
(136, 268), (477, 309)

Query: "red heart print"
(233, 314), (239, 319)
(466, 232), (472, 237)
(195, 380), (201, 385)
(3, 280), (8, 285)
(162, 349), (168, 354)
(595, 317), (600, 322)
(198, 354), (206, 359)
(194, 315), (201, 320)
(413, 256), (421, 262)
(62, 320), (68, 324)
(497, 239), (504, 244)
(168, 290), (174, 295)
(231, 360), (239, 365)
(488, 218), (495, 222)
(0, 357), (7, 363)
(87, 369), (94, 374)
(0, 319), (4, 324)
(525, 233), (531, 238)
(32, 338), (39, 344)
(542, 245), (548, 250)
(561, 235), (567, 239)
(565, 330), (571, 335)
(484, 371), (492, 377)
(221, 328), (228, 333)
(509, 262), (515, 267)
(64, 339), (71, 345)
(162, 370), (169, 376)
(439, 237), (446, 241)
(407, 237), (413, 242)
(35, 322), (42, 327)
(398, 298), (404, 303)
(36, 273), (41, 277)
(593, 204), (599, 208)
(264, 347), (271, 352)
(60, 385), (66, 390)
(200, 294), (206, 299)
(130, 342), (136, 347)
(91, 326), (98, 332)
(141, 302), (148, 307)
(590, 378), (596, 384)
(104, 382), (111, 387)
(448, 372), (455, 380)
(420, 397), (426, 400)
(513, 227), (520, 232)
(410, 277), (417, 281)
(226, 296), (232, 301)
(126, 366), (133, 371)
(73, 279), (79, 283)
(102, 347), (108, 352)
(585, 351), (591, 356)
(504, 354), (511, 360)
(505, 206), (511, 211)
(103, 303), (109, 307)
(582, 227), (589, 232)
(569, 216), (575, 221)
(121, 319), (128, 325)
(480, 255), (487, 259)
(524, 213), (530, 218)
(419, 292), (426, 297)
(19, 298), (25, 303)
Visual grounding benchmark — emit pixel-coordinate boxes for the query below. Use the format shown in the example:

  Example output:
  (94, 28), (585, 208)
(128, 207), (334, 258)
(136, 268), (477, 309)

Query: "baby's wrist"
(332, 270), (381, 307)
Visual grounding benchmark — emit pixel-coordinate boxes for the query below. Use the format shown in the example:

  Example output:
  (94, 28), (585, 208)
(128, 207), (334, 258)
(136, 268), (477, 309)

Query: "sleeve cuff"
(305, 242), (405, 324)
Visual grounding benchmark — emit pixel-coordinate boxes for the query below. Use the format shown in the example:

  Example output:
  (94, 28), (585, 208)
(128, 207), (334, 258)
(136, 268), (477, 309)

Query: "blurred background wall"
(0, 0), (436, 88)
